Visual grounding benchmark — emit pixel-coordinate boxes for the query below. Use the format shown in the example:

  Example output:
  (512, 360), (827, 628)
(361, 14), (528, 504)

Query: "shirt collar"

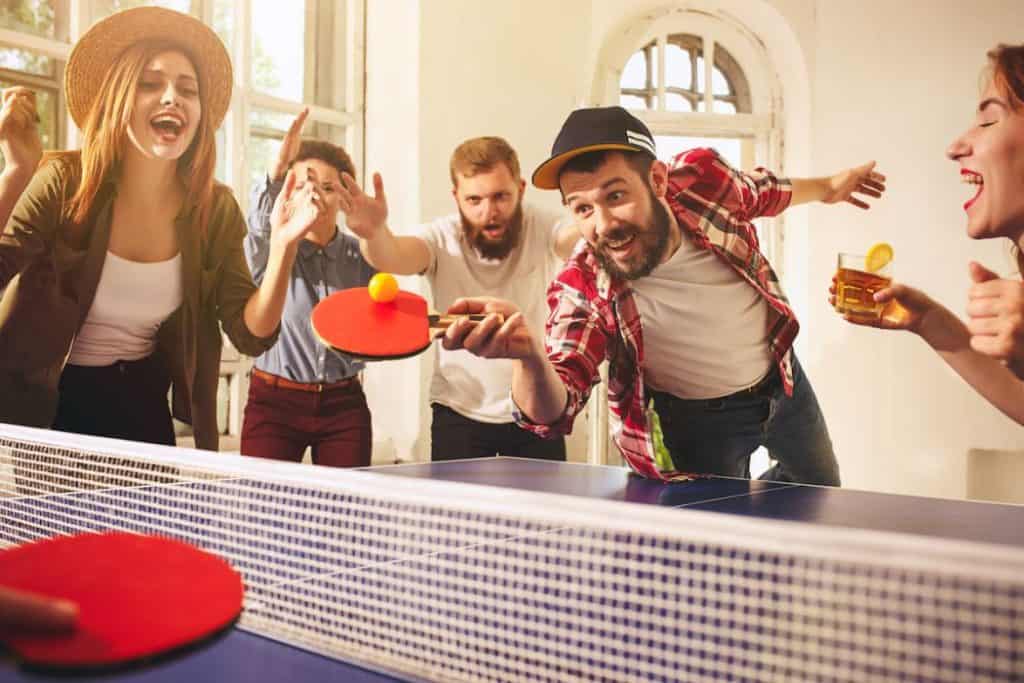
(298, 227), (345, 261)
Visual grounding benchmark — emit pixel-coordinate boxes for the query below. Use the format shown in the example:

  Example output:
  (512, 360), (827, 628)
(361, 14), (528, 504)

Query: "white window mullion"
(344, 0), (365, 180)
(248, 92), (358, 128)
(702, 35), (715, 113)
(227, 0), (251, 213)
(655, 34), (666, 111)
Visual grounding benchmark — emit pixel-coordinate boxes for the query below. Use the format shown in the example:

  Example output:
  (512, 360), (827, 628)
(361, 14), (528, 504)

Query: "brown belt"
(251, 368), (359, 393)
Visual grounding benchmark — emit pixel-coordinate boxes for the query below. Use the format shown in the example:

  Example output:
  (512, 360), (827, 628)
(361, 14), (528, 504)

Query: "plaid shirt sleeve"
(668, 148), (792, 222)
(513, 259), (609, 437)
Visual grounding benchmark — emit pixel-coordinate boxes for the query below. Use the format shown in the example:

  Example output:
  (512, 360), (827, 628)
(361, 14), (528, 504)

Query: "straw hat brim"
(65, 6), (232, 131)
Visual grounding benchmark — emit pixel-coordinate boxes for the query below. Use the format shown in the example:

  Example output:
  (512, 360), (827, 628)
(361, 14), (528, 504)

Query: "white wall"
(803, 0), (1023, 498)
(366, 0), (593, 463)
(364, 0), (424, 462)
(366, 0), (1023, 497)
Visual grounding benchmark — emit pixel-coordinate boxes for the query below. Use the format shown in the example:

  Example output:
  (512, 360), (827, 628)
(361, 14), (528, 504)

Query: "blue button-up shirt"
(244, 175), (376, 383)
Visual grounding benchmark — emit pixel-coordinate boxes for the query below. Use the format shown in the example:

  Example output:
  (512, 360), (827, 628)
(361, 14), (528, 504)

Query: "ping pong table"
(2, 455), (1024, 682)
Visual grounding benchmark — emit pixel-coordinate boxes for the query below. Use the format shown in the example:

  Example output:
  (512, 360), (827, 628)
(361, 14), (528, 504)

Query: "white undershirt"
(630, 234), (773, 399)
(415, 205), (566, 423)
(68, 251), (184, 367)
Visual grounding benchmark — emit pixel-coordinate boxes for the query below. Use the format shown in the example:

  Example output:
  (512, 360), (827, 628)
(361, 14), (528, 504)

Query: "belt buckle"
(315, 382), (325, 393)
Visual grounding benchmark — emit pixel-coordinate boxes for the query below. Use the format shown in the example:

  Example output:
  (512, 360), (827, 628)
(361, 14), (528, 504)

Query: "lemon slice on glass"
(864, 242), (893, 273)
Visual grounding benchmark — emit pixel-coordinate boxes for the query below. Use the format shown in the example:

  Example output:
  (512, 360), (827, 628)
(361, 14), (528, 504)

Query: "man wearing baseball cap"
(440, 106), (886, 483)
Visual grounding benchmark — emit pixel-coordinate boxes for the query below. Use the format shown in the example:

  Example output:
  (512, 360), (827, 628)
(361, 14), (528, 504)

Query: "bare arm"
(917, 301), (1024, 425)
(789, 161), (886, 209)
(834, 278), (1024, 425)
(360, 226), (432, 275)
(511, 346), (569, 425)
(336, 171), (431, 274)
(242, 168), (321, 337)
(0, 88), (42, 234)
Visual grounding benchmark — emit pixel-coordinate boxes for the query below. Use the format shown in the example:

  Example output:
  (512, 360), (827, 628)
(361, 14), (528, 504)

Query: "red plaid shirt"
(514, 148), (798, 480)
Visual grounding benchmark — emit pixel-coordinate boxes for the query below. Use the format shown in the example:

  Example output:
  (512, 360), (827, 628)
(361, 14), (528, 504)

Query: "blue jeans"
(650, 355), (840, 486)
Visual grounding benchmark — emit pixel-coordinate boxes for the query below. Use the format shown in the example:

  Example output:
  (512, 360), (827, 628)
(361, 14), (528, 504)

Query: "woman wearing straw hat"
(0, 7), (321, 449)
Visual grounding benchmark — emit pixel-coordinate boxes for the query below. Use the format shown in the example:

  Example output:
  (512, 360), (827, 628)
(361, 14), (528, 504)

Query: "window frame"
(0, 0), (366, 210)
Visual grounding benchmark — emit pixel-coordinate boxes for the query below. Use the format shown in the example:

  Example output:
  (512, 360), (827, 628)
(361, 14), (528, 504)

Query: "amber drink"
(834, 252), (892, 322)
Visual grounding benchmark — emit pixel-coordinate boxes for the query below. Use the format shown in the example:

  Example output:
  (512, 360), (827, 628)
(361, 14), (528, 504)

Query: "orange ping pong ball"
(368, 272), (399, 303)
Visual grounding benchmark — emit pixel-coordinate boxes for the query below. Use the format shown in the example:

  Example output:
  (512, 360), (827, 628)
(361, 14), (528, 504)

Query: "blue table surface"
(3, 457), (1023, 682)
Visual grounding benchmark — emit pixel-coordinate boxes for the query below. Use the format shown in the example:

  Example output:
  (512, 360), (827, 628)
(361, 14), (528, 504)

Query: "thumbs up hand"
(966, 261), (1024, 379)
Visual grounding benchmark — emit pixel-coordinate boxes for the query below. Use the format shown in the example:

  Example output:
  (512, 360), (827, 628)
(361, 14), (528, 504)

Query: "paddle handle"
(427, 313), (502, 331)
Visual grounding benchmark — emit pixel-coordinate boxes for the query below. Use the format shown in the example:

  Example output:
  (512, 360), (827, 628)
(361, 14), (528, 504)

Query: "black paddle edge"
(3, 610), (242, 678)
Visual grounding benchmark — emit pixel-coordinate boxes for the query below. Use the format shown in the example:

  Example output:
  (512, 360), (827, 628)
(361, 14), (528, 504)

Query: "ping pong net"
(2, 423), (1022, 683)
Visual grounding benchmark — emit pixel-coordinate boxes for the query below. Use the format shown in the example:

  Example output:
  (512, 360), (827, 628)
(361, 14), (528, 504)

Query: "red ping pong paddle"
(0, 531), (243, 671)
(311, 287), (494, 360)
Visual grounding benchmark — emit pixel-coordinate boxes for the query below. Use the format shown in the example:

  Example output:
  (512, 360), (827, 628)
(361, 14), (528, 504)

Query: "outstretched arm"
(830, 275), (1024, 425)
(790, 161), (886, 209)
(243, 168), (323, 337)
(244, 108), (310, 285)
(0, 88), (42, 239)
(336, 171), (430, 274)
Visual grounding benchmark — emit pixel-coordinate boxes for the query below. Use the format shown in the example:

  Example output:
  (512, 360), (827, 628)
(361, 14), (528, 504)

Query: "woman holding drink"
(833, 43), (1024, 425)
(0, 7), (322, 448)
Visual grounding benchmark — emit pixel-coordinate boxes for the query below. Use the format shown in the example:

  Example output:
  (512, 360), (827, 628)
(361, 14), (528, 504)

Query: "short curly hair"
(291, 139), (356, 180)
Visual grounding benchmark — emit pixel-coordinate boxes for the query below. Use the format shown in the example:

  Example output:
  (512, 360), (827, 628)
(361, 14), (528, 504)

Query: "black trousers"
(430, 403), (566, 462)
(52, 354), (176, 446)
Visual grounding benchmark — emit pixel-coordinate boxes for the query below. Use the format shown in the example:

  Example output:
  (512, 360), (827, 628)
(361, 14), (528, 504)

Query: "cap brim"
(531, 143), (648, 190)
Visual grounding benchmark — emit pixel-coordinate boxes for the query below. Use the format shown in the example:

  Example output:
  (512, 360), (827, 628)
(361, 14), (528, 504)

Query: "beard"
(592, 189), (672, 280)
(460, 201), (524, 261)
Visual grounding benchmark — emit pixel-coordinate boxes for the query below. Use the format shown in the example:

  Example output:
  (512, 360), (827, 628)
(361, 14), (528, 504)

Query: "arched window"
(600, 11), (780, 185)
(620, 34), (751, 115)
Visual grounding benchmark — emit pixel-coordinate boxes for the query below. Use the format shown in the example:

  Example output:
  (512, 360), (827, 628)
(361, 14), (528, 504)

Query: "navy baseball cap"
(531, 106), (656, 189)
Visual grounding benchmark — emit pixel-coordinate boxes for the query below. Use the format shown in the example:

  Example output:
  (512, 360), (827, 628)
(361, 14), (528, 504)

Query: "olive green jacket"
(0, 155), (277, 450)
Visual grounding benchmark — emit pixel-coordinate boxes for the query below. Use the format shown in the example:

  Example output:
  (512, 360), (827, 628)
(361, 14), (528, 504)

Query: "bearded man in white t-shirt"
(337, 136), (581, 461)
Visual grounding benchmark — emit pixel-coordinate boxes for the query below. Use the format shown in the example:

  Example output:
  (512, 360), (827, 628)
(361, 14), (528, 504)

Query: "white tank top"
(68, 251), (184, 367)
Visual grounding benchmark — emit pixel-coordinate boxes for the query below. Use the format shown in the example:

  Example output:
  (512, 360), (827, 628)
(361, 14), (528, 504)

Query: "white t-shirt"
(68, 251), (184, 367)
(630, 234), (773, 399)
(416, 204), (566, 423)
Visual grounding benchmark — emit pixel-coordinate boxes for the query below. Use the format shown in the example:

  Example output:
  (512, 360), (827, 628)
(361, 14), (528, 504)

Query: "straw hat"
(65, 6), (233, 130)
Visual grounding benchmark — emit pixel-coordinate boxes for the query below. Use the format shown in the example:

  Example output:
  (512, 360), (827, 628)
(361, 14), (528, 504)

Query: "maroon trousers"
(241, 373), (372, 468)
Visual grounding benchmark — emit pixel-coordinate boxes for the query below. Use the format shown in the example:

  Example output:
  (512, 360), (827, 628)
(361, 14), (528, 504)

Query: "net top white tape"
(2, 423), (1023, 682)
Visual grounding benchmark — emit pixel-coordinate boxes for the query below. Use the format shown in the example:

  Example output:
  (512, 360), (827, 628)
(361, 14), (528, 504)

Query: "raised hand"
(269, 167), (324, 248)
(337, 171), (388, 239)
(823, 161), (887, 209)
(966, 261), (1024, 378)
(270, 107), (309, 182)
(440, 297), (539, 360)
(0, 86), (42, 175)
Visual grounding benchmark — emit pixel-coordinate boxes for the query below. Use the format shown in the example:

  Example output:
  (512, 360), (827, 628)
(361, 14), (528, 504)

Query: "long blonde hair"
(54, 40), (218, 244)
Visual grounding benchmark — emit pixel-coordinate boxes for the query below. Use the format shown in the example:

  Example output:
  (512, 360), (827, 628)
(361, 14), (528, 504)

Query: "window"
(617, 30), (767, 175)
(0, 0), (365, 443)
(0, 0), (70, 167)
(621, 34), (750, 116)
